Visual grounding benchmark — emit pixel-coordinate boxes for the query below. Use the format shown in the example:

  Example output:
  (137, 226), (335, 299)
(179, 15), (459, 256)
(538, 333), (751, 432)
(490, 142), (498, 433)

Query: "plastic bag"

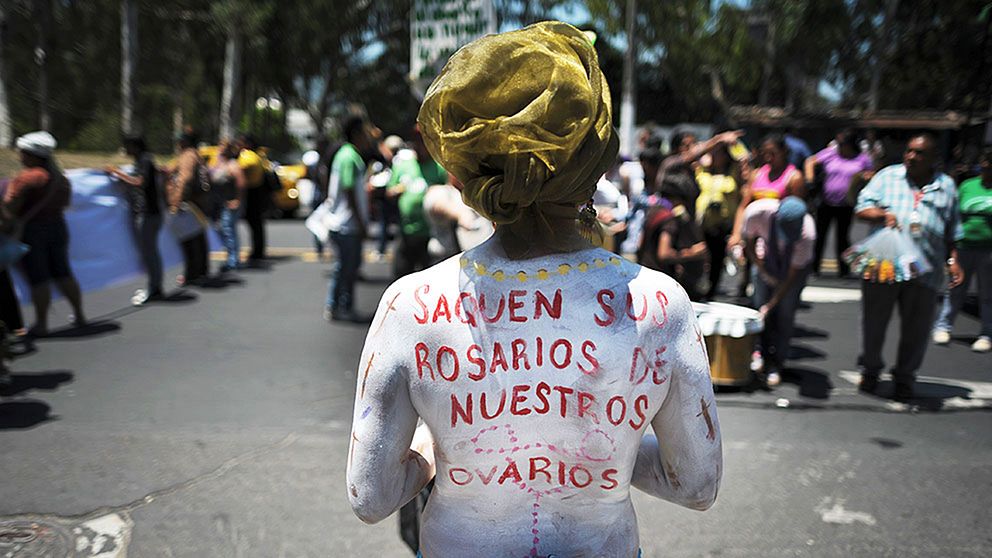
(843, 227), (932, 283)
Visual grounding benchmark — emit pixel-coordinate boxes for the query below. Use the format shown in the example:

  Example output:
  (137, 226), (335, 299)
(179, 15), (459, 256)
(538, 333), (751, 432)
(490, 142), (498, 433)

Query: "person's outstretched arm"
(346, 284), (433, 524)
(631, 287), (722, 510)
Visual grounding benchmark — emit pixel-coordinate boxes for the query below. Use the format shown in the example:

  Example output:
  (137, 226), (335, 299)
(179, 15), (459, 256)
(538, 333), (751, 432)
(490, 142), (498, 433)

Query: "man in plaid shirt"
(854, 134), (964, 400)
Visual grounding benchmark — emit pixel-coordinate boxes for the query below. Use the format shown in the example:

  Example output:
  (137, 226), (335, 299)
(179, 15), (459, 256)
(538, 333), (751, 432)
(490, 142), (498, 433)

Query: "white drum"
(693, 302), (764, 386)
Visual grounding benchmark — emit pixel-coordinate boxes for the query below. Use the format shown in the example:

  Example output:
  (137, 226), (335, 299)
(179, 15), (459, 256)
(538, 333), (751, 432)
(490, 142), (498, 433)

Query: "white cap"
(301, 150), (320, 167)
(15, 131), (57, 158)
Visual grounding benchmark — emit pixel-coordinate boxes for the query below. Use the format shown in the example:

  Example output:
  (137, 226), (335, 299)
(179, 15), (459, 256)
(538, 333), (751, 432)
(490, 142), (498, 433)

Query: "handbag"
(168, 202), (207, 242)
(0, 234), (29, 271)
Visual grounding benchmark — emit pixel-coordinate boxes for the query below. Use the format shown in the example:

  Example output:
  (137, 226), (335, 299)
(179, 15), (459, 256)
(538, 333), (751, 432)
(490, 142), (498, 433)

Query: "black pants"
(814, 204), (853, 276)
(392, 235), (430, 279)
(244, 187), (268, 260)
(0, 269), (24, 331)
(181, 232), (209, 282)
(703, 226), (729, 299)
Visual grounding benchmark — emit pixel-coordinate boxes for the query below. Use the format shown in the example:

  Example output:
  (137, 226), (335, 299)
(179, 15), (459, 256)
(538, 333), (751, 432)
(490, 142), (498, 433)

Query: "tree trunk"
(0, 6), (12, 146)
(120, 0), (138, 135)
(219, 32), (243, 141)
(34, 0), (51, 132)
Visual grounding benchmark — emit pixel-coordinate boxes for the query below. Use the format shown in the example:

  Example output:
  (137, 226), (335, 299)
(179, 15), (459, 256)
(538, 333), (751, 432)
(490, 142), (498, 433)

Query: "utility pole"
(220, 32), (243, 141)
(619, 0), (637, 158)
(120, 0), (138, 135)
(868, 0), (900, 112)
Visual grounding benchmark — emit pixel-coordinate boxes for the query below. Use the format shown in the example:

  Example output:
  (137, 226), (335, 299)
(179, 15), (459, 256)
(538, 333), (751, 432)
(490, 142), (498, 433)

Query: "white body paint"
(347, 238), (722, 557)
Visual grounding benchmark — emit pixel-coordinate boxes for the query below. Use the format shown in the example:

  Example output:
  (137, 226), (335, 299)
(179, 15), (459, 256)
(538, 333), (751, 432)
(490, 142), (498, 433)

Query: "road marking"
(815, 498), (877, 526)
(801, 286), (861, 303)
(73, 513), (133, 557)
(839, 370), (992, 410)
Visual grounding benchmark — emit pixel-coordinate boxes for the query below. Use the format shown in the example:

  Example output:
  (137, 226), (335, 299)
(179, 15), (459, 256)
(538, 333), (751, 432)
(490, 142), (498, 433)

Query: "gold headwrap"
(417, 21), (619, 257)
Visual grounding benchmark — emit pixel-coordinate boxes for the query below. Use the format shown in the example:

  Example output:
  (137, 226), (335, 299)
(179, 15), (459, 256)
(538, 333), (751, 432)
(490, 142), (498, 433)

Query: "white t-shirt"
(347, 238), (722, 556)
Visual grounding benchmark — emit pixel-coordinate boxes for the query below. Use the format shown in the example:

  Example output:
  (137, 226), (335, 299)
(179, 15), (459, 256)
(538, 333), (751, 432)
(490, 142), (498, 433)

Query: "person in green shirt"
(386, 127), (448, 278)
(934, 148), (992, 352)
(324, 116), (372, 322)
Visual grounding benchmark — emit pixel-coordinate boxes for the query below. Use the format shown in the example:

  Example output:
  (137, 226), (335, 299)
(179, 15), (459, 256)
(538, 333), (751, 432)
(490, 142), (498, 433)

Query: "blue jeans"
(327, 232), (362, 311)
(752, 266), (808, 368)
(935, 246), (992, 337)
(218, 206), (241, 270)
(132, 213), (163, 293)
(417, 550), (641, 557)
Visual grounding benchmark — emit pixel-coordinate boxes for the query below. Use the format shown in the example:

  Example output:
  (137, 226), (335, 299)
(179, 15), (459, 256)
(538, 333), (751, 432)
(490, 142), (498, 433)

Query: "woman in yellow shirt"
(695, 142), (743, 299)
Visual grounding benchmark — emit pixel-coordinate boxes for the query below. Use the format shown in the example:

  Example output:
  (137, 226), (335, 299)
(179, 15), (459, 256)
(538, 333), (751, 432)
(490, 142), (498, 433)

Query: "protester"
(742, 196), (816, 387)
(349, 23), (721, 557)
(933, 147), (992, 353)
(638, 173), (708, 299)
(730, 134), (804, 252)
(658, 129), (702, 213)
(307, 138), (332, 260)
(386, 126), (448, 278)
(2, 132), (86, 335)
(619, 146), (667, 255)
(696, 139), (744, 299)
(211, 141), (247, 273)
(323, 116), (372, 322)
(784, 129), (812, 170)
(106, 135), (165, 302)
(167, 131), (210, 287)
(237, 134), (269, 264)
(804, 129), (874, 277)
(854, 134), (964, 399)
(422, 178), (483, 260)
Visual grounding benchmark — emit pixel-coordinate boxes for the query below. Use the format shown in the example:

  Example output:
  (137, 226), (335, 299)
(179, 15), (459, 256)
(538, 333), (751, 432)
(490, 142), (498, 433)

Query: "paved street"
(2, 221), (991, 557)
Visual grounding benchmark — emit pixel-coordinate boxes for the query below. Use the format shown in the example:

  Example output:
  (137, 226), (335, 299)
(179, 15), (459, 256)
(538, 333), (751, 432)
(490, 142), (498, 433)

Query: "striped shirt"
(855, 164), (959, 290)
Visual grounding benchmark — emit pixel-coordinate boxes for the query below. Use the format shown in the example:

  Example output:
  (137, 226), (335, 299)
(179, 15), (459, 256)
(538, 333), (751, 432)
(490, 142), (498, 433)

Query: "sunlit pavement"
(1, 222), (990, 557)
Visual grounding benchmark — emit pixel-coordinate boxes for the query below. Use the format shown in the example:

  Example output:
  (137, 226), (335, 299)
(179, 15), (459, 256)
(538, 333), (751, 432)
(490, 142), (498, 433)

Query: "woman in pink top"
(729, 134), (804, 253)
(803, 129), (875, 277)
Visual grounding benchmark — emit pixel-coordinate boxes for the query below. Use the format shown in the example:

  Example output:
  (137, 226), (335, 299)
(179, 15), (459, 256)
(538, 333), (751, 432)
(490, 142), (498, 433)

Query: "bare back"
(348, 238), (722, 557)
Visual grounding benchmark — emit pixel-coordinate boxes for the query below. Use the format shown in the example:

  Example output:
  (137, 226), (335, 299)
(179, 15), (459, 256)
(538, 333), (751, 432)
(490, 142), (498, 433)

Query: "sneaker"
(766, 370), (781, 387)
(932, 329), (951, 345)
(972, 336), (992, 353)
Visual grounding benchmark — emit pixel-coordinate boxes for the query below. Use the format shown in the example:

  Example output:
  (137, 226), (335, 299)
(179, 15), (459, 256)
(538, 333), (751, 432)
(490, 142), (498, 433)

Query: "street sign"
(410, 0), (497, 99)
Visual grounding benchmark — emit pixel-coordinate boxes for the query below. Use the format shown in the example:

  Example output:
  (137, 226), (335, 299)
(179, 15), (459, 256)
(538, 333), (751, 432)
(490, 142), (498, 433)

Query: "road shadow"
(792, 325), (829, 339)
(782, 365), (834, 399)
(788, 343), (826, 360)
(0, 370), (74, 397)
(190, 275), (243, 289)
(154, 291), (199, 304)
(0, 400), (54, 430)
(862, 377), (974, 411)
(33, 320), (121, 341)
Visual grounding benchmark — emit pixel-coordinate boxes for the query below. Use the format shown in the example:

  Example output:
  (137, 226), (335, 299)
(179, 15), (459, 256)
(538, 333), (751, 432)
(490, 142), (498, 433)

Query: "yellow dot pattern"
(460, 255), (627, 283)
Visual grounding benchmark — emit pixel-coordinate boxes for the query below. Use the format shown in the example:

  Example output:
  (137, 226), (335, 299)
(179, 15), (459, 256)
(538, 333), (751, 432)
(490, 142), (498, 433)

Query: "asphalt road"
(1, 221), (990, 557)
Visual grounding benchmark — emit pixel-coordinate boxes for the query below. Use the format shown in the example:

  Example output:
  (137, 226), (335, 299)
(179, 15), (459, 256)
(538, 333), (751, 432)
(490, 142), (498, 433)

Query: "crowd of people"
(1, 116), (990, 398)
(593, 127), (990, 397)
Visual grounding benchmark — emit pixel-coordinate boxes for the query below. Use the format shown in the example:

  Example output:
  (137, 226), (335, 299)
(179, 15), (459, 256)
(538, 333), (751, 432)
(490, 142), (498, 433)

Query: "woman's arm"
(346, 284), (433, 524)
(786, 168), (806, 198)
(631, 287), (722, 510)
(728, 184), (754, 247)
(656, 230), (708, 264)
(802, 155), (818, 184)
(105, 166), (143, 187)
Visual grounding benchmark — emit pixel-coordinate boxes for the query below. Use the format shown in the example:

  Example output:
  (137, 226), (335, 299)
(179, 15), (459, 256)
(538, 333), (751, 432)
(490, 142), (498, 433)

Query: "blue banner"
(10, 168), (220, 302)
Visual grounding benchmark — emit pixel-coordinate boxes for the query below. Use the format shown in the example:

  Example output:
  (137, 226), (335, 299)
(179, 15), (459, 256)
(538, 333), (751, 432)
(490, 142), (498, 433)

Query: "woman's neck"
(493, 224), (593, 260)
